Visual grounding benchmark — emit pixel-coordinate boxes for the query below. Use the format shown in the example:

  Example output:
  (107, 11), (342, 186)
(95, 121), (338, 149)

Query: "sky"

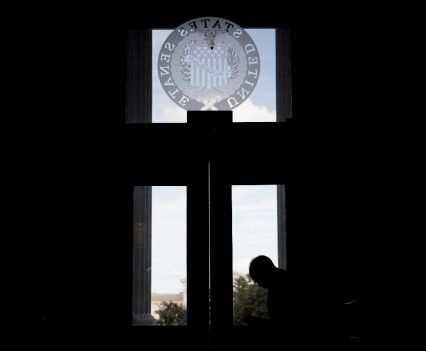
(232, 185), (278, 274)
(150, 29), (279, 293)
(151, 185), (278, 293)
(152, 29), (276, 122)
(151, 186), (187, 293)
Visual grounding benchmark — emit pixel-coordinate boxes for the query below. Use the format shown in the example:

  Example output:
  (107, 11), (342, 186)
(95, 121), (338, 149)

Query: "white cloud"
(162, 105), (187, 123)
(233, 98), (276, 122)
(152, 187), (187, 293)
(232, 185), (279, 273)
(160, 98), (275, 123)
(234, 258), (252, 275)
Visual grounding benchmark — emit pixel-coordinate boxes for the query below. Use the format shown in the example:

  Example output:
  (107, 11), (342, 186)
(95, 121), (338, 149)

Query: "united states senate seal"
(158, 17), (260, 110)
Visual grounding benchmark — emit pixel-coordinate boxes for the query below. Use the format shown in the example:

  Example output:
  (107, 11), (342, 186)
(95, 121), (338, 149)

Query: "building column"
(276, 28), (292, 122)
(132, 186), (156, 325)
(278, 184), (288, 269)
(126, 30), (152, 123)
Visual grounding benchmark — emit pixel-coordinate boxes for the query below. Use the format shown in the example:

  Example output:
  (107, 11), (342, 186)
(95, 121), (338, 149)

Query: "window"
(127, 19), (294, 347)
(127, 28), (291, 123)
(152, 29), (277, 123)
(132, 186), (187, 326)
(232, 185), (287, 324)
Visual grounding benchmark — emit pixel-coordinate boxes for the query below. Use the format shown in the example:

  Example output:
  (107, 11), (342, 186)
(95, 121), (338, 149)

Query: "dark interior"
(33, 7), (370, 349)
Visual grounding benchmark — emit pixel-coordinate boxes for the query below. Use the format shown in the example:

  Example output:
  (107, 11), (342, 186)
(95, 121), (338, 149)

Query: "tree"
(156, 301), (187, 326)
(233, 275), (268, 325)
(155, 275), (267, 326)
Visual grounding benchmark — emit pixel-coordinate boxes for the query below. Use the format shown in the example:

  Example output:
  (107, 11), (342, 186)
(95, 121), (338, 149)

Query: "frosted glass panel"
(152, 29), (276, 122)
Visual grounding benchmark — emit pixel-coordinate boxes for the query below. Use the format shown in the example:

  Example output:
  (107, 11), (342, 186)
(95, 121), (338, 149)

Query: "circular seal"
(157, 17), (260, 110)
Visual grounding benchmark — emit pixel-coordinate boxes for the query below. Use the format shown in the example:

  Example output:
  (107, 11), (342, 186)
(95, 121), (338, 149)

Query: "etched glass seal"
(158, 17), (260, 110)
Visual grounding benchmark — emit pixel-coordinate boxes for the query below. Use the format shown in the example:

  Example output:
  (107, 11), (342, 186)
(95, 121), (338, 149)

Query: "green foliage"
(155, 275), (267, 326)
(233, 275), (268, 324)
(156, 301), (187, 326)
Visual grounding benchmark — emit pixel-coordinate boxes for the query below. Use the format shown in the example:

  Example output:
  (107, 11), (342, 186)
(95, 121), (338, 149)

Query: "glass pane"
(232, 185), (286, 325)
(132, 186), (187, 326)
(152, 29), (276, 123)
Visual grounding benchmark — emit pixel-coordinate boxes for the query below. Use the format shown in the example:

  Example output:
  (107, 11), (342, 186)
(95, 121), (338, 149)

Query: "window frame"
(126, 21), (294, 347)
(131, 113), (289, 335)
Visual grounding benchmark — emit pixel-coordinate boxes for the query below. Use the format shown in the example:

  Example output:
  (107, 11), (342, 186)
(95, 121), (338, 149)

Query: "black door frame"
(130, 111), (291, 349)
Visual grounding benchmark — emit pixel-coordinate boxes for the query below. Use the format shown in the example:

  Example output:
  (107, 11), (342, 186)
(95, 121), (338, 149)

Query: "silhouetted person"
(243, 256), (296, 328)
(245, 255), (336, 344)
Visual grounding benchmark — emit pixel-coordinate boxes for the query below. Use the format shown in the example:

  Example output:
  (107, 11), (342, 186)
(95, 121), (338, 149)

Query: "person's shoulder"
(273, 269), (290, 287)
(277, 268), (290, 280)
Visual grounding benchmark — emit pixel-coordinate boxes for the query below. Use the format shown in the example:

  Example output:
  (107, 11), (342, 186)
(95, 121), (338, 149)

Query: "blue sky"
(152, 29), (276, 122)
(232, 185), (278, 274)
(151, 185), (278, 293)
(151, 186), (187, 293)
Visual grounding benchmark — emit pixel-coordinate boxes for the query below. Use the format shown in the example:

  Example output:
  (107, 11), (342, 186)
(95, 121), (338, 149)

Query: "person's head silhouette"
(249, 255), (277, 288)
